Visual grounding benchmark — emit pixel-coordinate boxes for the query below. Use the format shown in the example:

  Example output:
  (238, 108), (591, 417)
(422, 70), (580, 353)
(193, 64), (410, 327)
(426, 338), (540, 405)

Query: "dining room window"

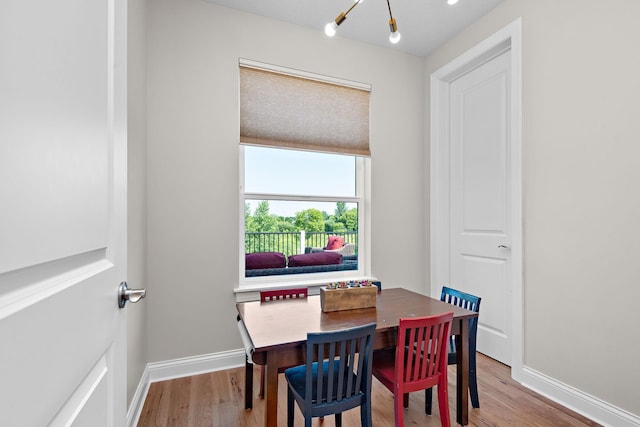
(238, 59), (371, 285)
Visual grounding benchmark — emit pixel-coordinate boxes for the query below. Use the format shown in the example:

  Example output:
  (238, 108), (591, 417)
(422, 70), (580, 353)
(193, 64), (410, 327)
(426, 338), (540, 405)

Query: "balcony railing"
(245, 231), (358, 256)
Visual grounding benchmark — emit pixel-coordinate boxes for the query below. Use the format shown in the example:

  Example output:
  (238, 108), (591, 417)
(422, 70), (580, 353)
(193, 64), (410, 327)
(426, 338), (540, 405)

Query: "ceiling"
(203, 0), (504, 57)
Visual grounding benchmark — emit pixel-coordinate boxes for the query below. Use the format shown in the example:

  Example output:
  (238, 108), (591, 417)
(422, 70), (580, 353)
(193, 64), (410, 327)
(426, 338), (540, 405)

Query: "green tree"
(245, 201), (280, 253)
(294, 208), (324, 232)
(344, 209), (358, 231)
(244, 203), (253, 252)
(334, 202), (347, 222)
(245, 203), (257, 232)
(253, 201), (277, 232)
(325, 219), (346, 233)
(275, 218), (297, 232)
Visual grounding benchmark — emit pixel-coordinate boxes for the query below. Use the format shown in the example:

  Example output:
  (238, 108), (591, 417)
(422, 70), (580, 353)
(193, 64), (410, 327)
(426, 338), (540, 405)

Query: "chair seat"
(371, 348), (395, 389)
(285, 360), (361, 404)
(373, 347), (441, 394)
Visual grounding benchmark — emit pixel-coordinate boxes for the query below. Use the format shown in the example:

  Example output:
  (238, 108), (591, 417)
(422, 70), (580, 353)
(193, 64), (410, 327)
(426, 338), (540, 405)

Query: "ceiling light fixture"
(324, 0), (364, 38)
(324, 0), (401, 45)
(448, 0), (459, 5)
(386, 0), (401, 44)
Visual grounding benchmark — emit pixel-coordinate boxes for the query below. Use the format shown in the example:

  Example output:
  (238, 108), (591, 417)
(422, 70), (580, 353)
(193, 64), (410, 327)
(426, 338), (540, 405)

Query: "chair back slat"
(326, 341), (336, 402)
(312, 342), (325, 402)
(407, 327), (419, 383)
(260, 287), (308, 302)
(338, 340), (360, 399)
(336, 340), (347, 400)
(418, 327), (430, 379)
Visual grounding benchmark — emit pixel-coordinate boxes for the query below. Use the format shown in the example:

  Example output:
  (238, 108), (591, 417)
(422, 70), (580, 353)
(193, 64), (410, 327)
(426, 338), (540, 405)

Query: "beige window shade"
(240, 66), (370, 157)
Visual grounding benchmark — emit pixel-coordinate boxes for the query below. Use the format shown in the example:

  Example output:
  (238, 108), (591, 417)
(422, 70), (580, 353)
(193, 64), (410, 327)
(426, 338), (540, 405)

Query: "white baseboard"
(521, 366), (640, 427)
(126, 367), (150, 427)
(127, 349), (246, 427)
(145, 349), (245, 383)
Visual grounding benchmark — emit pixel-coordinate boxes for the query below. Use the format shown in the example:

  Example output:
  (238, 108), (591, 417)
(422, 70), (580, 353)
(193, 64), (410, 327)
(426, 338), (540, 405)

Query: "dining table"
(236, 287), (478, 426)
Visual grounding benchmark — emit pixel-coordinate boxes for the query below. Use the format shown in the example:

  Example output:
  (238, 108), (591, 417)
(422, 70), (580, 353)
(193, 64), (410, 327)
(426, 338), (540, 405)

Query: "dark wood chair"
(425, 286), (482, 415)
(372, 312), (454, 427)
(239, 288), (308, 409)
(284, 322), (377, 427)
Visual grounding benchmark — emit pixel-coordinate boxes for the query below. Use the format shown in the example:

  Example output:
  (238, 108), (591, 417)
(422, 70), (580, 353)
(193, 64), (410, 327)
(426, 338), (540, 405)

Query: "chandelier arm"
(344, 0), (361, 19)
(327, 0), (402, 44)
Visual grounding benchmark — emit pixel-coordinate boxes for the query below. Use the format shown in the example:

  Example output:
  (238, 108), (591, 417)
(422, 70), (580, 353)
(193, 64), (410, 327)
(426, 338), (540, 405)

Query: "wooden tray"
(320, 285), (377, 312)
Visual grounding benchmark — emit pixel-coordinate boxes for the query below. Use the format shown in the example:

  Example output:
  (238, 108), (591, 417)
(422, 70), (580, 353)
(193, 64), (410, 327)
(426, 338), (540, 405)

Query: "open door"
(0, 0), (129, 425)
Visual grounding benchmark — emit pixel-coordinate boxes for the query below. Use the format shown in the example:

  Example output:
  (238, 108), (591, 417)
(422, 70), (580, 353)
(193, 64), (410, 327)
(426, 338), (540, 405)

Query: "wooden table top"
(237, 287), (477, 352)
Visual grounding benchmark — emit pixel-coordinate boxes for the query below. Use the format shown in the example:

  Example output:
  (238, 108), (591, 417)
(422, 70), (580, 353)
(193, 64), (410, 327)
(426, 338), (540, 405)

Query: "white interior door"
(0, 0), (128, 425)
(449, 50), (512, 365)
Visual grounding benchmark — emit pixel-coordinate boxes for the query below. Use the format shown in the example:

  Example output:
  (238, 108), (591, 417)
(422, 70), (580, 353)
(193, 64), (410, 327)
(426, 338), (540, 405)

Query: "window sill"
(234, 274), (377, 303)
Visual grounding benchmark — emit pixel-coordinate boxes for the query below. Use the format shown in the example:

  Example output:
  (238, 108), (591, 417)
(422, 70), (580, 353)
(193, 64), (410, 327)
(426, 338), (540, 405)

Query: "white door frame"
(430, 18), (523, 381)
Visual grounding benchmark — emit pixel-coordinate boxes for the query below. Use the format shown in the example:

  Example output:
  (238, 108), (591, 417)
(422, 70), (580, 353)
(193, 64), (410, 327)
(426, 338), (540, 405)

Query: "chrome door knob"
(118, 281), (146, 308)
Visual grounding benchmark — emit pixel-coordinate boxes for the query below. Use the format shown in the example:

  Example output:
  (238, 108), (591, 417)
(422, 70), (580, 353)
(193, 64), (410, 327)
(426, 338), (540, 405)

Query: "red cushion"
(325, 235), (344, 250)
(245, 252), (287, 270)
(288, 252), (342, 267)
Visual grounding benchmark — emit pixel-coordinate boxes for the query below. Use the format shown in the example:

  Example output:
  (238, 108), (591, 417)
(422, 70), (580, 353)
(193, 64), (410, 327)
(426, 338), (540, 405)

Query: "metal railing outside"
(245, 231), (357, 256)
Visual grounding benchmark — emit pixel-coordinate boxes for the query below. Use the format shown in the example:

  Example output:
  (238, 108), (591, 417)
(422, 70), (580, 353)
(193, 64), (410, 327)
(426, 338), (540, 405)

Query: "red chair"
(372, 312), (454, 427)
(241, 288), (308, 409)
(260, 288), (308, 302)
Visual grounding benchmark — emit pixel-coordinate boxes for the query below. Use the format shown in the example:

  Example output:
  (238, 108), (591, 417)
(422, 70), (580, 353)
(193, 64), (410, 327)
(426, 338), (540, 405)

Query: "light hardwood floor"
(137, 353), (601, 427)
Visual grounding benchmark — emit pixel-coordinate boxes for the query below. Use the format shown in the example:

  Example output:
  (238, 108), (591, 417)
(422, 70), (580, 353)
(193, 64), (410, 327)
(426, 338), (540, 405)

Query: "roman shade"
(239, 64), (371, 156)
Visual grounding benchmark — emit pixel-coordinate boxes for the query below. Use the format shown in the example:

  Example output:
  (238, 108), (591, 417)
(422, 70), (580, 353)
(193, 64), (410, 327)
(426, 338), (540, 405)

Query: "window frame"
(236, 59), (372, 291)
(238, 146), (370, 290)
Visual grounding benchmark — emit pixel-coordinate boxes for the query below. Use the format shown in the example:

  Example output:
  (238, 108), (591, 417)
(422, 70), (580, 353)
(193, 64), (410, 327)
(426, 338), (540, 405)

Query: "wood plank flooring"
(137, 353), (601, 427)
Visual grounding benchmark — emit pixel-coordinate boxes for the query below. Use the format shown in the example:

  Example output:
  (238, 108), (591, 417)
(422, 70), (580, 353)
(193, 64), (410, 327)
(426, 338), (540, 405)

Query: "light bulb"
(389, 31), (401, 44)
(325, 22), (338, 37)
(447, 0), (459, 5)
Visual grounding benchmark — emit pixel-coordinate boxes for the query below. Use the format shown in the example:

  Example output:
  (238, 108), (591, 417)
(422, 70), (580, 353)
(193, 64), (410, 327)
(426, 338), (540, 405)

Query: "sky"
(244, 146), (357, 217)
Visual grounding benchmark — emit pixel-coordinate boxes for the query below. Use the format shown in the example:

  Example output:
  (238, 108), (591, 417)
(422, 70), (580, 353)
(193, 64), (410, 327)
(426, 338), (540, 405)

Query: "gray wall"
(425, 0), (640, 416)
(145, 0), (427, 363)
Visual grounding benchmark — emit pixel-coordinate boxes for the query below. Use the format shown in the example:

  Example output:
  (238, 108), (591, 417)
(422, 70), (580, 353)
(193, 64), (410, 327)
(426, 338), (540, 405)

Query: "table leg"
(264, 350), (279, 427)
(244, 355), (253, 410)
(456, 318), (470, 425)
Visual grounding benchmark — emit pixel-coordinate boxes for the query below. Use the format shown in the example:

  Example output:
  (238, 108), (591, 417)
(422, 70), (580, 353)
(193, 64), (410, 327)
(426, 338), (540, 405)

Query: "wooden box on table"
(320, 283), (378, 312)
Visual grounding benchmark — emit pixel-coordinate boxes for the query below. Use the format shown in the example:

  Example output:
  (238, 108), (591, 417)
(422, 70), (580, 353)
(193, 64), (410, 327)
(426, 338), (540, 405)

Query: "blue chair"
(284, 323), (377, 427)
(426, 286), (482, 415)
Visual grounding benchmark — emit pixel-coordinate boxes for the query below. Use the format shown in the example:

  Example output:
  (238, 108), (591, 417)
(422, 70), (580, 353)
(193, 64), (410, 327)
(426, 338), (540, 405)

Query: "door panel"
(450, 51), (512, 364)
(0, 0), (127, 425)
(0, 0), (109, 273)
(459, 254), (508, 337)
(50, 355), (109, 427)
